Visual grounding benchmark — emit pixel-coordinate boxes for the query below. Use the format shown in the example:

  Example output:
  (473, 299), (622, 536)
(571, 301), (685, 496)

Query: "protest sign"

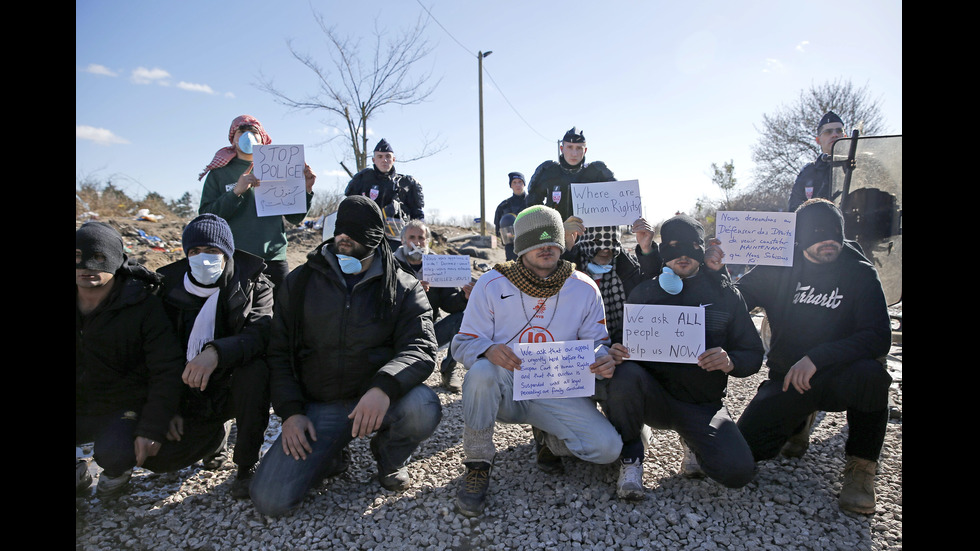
(622, 304), (705, 364)
(252, 144), (307, 217)
(512, 340), (595, 401)
(570, 180), (642, 227)
(715, 211), (795, 266)
(422, 255), (472, 287)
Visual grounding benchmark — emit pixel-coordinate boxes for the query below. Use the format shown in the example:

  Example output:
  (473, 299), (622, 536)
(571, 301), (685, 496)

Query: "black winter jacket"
(345, 166), (425, 220)
(626, 269), (764, 405)
(493, 193), (528, 237)
(526, 157), (615, 220)
(76, 267), (184, 442)
(788, 154), (835, 212)
(267, 242), (437, 420)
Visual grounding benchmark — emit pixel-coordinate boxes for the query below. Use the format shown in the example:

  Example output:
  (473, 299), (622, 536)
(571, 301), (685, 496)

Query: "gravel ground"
(75, 319), (902, 551)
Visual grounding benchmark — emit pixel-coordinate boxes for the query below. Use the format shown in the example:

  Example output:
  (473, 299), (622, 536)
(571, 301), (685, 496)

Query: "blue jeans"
(250, 385), (442, 517)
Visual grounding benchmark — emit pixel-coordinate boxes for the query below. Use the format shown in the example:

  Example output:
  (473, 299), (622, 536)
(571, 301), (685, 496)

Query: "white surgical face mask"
(336, 254), (362, 274)
(188, 253), (225, 285)
(238, 131), (259, 154)
(586, 262), (613, 276)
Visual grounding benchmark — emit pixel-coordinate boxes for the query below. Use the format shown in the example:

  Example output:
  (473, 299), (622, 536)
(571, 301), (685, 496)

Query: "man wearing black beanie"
(605, 214), (764, 500)
(250, 195), (442, 517)
(77, 222), (214, 498)
(730, 199), (892, 514)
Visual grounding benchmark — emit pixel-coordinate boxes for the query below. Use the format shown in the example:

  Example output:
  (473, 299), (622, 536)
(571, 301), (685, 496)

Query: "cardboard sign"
(252, 144), (307, 217)
(422, 255), (472, 287)
(715, 211), (796, 266)
(622, 304), (705, 364)
(512, 340), (596, 401)
(570, 180), (642, 227)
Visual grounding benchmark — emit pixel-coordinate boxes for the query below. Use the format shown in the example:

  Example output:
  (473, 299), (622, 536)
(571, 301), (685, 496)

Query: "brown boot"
(839, 455), (877, 514)
(780, 411), (817, 458)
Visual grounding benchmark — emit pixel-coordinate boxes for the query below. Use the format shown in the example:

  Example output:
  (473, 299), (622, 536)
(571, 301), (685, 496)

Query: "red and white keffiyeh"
(197, 114), (272, 180)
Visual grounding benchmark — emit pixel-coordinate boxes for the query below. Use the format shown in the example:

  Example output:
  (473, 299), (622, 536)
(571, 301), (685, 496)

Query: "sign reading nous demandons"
(622, 304), (705, 364)
(422, 255), (472, 287)
(570, 180), (642, 227)
(252, 144), (307, 217)
(512, 340), (596, 401)
(715, 211), (796, 267)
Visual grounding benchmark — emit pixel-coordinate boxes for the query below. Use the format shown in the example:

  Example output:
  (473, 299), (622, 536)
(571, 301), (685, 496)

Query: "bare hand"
(281, 414), (317, 460)
(134, 436), (162, 467)
(166, 415), (184, 442)
(698, 347), (733, 373)
(462, 281), (474, 300)
(609, 343), (631, 365)
(420, 280), (431, 293)
(233, 167), (260, 196)
(183, 346), (219, 391)
(348, 388), (390, 438)
(304, 164), (317, 193)
(563, 216), (585, 250)
(485, 343), (522, 371)
(632, 218), (655, 254)
(783, 356), (817, 394)
(590, 354), (617, 379)
(705, 238), (725, 271)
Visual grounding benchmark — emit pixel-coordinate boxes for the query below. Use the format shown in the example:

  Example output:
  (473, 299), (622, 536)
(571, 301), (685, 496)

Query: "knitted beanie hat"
(513, 205), (565, 257)
(76, 221), (126, 274)
(795, 199), (844, 250)
(660, 214), (705, 264)
(182, 214), (235, 258)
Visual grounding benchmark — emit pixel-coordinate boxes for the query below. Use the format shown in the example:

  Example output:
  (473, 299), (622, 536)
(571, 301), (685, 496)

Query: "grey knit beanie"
(513, 205), (565, 257)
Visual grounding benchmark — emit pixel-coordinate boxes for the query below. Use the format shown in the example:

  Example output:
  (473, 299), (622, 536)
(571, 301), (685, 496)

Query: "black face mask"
(76, 222), (125, 274)
(661, 241), (705, 265)
(796, 202), (844, 250)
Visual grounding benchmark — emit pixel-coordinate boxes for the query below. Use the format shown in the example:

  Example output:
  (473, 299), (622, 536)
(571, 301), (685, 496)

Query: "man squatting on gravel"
(729, 198), (893, 515)
(249, 196), (442, 517)
(452, 205), (623, 517)
(604, 214), (765, 500)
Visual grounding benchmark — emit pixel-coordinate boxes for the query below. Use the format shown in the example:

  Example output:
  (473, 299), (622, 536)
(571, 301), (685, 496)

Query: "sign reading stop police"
(252, 144), (307, 217)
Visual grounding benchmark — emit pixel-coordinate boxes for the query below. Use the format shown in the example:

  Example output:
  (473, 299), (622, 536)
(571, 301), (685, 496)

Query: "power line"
(415, 0), (549, 142)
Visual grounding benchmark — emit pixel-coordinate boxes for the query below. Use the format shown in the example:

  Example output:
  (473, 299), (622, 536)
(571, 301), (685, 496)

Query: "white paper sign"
(622, 304), (705, 364)
(715, 211), (796, 266)
(570, 179), (642, 227)
(321, 211), (337, 242)
(512, 340), (596, 401)
(252, 144), (307, 217)
(422, 255), (472, 287)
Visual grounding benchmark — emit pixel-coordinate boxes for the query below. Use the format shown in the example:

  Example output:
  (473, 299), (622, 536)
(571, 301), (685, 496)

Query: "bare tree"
(256, 10), (444, 177)
(749, 78), (887, 201)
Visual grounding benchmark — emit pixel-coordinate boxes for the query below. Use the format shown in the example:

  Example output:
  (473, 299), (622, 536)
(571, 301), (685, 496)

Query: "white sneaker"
(617, 460), (646, 501)
(678, 437), (706, 479)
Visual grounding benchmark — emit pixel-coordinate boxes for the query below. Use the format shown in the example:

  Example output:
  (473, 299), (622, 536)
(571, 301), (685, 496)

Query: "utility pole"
(478, 50), (492, 236)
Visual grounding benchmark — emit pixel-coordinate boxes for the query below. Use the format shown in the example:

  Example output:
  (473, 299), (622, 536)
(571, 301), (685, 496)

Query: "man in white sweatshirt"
(451, 205), (622, 517)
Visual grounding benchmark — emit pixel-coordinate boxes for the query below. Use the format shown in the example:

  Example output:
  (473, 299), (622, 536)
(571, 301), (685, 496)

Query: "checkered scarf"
(574, 227), (626, 338)
(197, 115), (272, 181)
(494, 258), (574, 298)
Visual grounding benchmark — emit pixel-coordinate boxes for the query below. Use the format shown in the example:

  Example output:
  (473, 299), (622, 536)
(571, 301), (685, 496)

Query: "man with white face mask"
(199, 114), (318, 288)
(394, 219), (473, 392)
(157, 214), (275, 499)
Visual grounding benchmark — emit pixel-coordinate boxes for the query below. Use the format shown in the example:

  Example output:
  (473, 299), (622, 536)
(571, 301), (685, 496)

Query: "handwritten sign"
(570, 180), (642, 227)
(512, 340), (596, 401)
(422, 255), (472, 287)
(253, 144), (307, 217)
(715, 211), (795, 266)
(622, 304), (705, 364)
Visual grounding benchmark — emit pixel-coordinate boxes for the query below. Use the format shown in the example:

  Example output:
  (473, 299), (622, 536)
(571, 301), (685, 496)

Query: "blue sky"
(76, 0), (902, 226)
